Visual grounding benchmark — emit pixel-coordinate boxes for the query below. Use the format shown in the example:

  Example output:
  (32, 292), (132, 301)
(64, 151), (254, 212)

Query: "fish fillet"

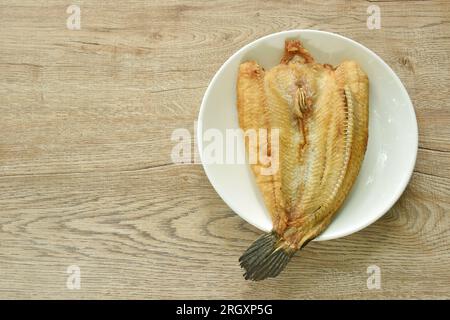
(237, 40), (369, 280)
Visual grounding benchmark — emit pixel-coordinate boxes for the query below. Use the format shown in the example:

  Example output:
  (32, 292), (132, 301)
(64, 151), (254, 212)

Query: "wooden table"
(0, 0), (449, 299)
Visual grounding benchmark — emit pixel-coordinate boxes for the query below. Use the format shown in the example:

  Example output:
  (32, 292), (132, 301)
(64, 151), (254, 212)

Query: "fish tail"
(239, 232), (297, 281)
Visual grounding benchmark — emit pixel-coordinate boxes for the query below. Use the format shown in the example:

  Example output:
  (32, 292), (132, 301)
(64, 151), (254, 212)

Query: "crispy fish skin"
(238, 40), (369, 280)
(236, 61), (286, 233)
(284, 64), (350, 248)
(264, 64), (304, 232)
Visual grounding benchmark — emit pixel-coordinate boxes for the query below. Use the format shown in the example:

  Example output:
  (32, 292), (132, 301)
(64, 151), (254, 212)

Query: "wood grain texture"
(0, 0), (449, 299)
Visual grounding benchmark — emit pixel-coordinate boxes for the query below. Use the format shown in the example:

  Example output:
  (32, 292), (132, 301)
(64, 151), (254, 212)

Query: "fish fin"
(239, 232), (296, 281)
(280, 40), (315, 64)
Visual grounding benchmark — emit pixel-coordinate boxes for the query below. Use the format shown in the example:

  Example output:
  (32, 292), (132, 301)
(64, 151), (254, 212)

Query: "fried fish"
(237, 40), (369, 280)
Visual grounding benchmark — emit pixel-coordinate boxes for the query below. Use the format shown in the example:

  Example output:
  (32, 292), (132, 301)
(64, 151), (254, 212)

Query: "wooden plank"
(0, 166), (448, 299)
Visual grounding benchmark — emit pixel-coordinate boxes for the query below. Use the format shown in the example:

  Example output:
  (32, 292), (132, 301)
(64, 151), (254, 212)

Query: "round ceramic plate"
(197, 30), (418, 241)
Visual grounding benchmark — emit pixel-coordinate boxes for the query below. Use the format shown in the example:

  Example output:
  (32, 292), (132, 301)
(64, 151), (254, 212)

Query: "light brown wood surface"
(0, 0), (449, 299)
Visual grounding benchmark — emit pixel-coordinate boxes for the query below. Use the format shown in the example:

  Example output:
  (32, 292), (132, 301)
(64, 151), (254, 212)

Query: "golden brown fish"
(237, 40), (369, 280)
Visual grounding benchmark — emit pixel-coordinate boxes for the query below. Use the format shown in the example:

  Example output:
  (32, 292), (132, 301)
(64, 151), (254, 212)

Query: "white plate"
(197, 30), (418, 241)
